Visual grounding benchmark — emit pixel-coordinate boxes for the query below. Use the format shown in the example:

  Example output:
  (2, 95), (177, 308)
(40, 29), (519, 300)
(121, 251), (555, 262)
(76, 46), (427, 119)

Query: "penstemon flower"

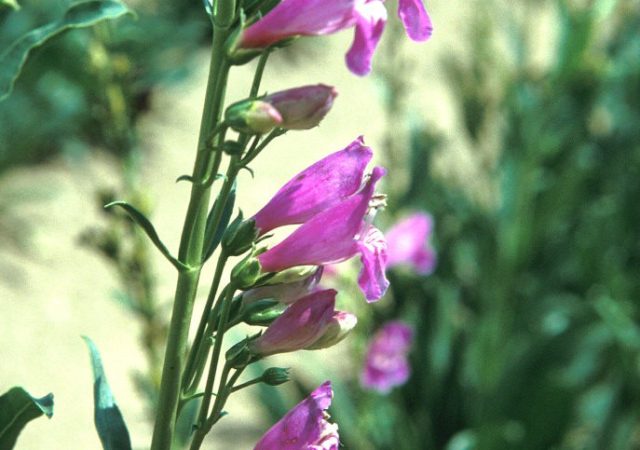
(250, 289), (355, 356)
(252, 136), (372, 235)
(386, 212), (437, 275)
(361, 321), (413, 393)
(254, 381), (339, 450)
(235, 0), (433, 76)
(258, 165), (389, 301)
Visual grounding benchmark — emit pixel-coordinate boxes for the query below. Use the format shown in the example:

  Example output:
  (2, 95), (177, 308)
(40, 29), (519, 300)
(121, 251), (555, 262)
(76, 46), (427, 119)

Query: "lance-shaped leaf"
(202, 180), (237, 262)
(0, 387), (53, 449)
(105, 201), (188, 271)
(83, 337), (132, 450)
(0, 0), (133, 101)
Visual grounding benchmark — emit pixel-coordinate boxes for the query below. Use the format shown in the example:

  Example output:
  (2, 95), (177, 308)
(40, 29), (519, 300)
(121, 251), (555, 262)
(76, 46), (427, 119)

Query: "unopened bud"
(262, 84), (337, 130)
(242, 299), (285, 326)
(261, 367), (290, 386)
(222, 215), (259, 256)
(226, 339), (254, 369)
(306, 311), (357, 350)
(231, 254), (262, 289)
(225, 99), (282, 134)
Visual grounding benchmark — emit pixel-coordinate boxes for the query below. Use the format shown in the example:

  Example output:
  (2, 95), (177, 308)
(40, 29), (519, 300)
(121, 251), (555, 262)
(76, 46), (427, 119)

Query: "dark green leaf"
(83, 336), (132, 450)
(0, 387), (54, 449)
(104, 201), (188, 271)
(202, 180), (236, 262)
(0, 0), (133, 101)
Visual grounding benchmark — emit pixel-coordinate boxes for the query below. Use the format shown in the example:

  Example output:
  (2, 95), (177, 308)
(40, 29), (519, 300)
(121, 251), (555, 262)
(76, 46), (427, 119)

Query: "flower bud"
(305, 311), (357, 350)
(226, 339), (254, 369)
(222, 215), (259, 256)
(225, 99), (282, 134)
(261, 84), (337, 130)
(261, 367), (290, 386)
(242, 299), (285, 326)
(231, 254), (262, 289)
(242, 266), (323, 306)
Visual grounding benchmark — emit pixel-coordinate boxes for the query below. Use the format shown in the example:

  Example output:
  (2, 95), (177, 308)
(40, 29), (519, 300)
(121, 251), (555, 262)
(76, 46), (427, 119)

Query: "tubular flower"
(252, 136), (372, 235)
(258, 166), (389, 302)
(361, 321), (413, 393)
(250, 289), (338, 356)
(386, 212), (436, 275)
(254, 381), (339, 450)
(237, 0), (432, 76)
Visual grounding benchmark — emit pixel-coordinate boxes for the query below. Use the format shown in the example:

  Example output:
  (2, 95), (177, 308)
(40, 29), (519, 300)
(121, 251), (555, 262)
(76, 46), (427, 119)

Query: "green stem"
(150, 25), (231, 450)
(250, 50), (270, 98)
(182, 252), (229, 394)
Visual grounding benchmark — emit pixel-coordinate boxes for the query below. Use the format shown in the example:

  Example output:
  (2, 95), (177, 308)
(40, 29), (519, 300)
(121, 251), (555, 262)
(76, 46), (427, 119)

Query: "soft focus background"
(1, 0), (640, 449)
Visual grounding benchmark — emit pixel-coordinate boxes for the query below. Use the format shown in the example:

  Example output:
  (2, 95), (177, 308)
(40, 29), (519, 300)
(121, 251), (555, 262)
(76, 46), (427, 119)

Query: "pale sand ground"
(0, 2), (558, 448)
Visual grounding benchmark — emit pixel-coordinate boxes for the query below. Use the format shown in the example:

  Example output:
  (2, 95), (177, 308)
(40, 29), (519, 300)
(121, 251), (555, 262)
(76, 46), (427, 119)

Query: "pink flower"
(386, 212), (436, 275)
(250, 289), (338, 356)
(361, 321), (413, 393)
(252, 137), (372, 235)
(258, 166), (389, 302)
(254, 381), (339, 450)
(237, 0), (432, 76)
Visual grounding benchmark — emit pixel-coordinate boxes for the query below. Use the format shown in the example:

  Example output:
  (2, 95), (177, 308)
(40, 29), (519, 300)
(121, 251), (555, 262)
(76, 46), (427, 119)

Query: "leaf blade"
(0, 0), (133, 101)
(105, 200), (188, 270)
(0, 387), (54, 449)
(83, 336), (132, 450)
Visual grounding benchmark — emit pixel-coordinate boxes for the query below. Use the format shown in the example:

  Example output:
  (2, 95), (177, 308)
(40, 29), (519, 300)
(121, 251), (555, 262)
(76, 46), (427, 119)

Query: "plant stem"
(150, 24), (231, 450)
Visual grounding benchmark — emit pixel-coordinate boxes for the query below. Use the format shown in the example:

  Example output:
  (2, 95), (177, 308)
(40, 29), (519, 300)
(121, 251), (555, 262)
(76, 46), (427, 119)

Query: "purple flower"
(361, 321), (413, 393)
(385, 212), (436, 275)
(398, 0), (433, 41)
(252, 137), (372, 235)
(237, 0), (432, 76)
(258, 166), (389, 302)
(250, 289), (337, 356)
(254, 381), (339, 450)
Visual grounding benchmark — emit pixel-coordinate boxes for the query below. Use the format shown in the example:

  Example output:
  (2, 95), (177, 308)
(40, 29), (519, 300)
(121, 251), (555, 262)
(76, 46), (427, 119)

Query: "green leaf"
(0, 387), (54, 449)
(82, 337), (132, 450)
(105, 201), (188, 271)
(0, 0), (133, 101)
(202, 180), (237, 262)
(0, 0), (20, 10)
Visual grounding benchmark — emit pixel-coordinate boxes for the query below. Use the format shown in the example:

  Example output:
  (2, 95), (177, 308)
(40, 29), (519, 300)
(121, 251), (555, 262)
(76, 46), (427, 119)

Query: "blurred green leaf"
(83, 336), (132, 450)
(0, 387), (54, 449)
(0, 0), (133, 101)
(0, 0), (19, 10)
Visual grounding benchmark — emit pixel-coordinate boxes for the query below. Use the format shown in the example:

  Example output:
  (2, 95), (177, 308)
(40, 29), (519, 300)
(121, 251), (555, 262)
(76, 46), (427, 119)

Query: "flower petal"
(241, 0), (357, 49)
(258, 166), (385, 272)
(345, 0), (387, 76)
(252, 137), (372, 234)
(397, 0), (433, 42)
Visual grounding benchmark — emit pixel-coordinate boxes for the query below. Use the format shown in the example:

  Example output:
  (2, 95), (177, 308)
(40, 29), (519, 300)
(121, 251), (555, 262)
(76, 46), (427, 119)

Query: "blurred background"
(1, 0), (639, 449)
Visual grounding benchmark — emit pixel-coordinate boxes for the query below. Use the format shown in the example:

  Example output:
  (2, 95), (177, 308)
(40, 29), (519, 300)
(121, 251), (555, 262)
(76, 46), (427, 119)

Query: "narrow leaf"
(0, 387), (54, 449)
(203, 180), (236, 262)
(105, 201), (188, 271)
(83, 337), (132, 450)
(0, 0), (133, 101)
